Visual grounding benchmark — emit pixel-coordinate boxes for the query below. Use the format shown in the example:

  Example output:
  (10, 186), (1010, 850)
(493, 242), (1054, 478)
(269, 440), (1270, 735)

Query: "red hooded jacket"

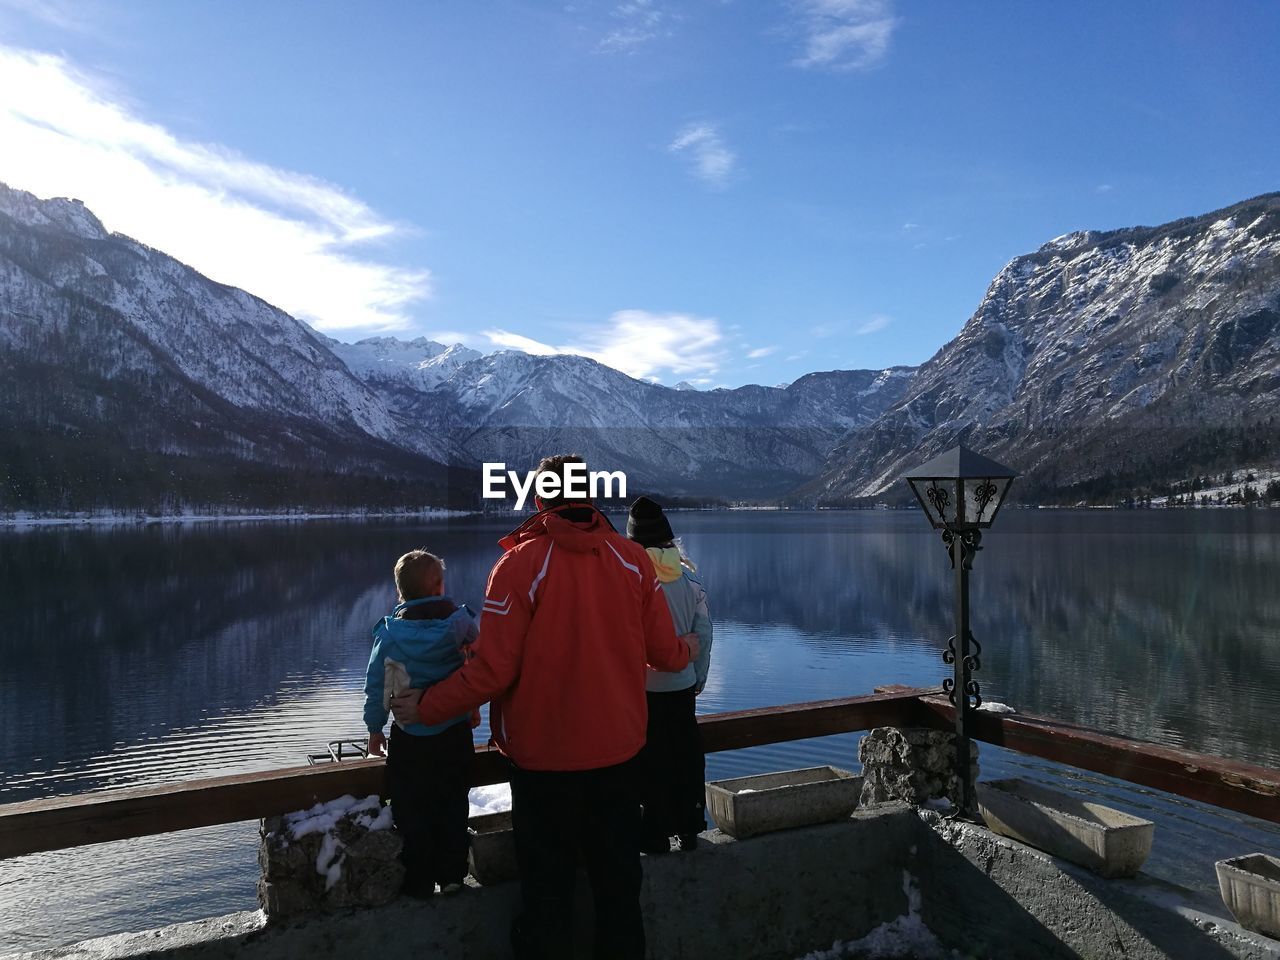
(416, 504), (689, 771)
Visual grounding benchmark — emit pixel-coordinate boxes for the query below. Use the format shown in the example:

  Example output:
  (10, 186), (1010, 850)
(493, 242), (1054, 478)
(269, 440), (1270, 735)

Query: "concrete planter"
(467, 811), (517, 885)
(1216, 853), (1280, 939)
(705, 766), (862, 840)
(976, 778), (1154, 878)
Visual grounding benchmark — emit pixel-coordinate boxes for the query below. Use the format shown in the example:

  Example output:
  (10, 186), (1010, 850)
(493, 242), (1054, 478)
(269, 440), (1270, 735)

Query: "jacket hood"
(379, 602), (471, 642)
(498, 503), (617, 554)
(395, 596), (459, 621)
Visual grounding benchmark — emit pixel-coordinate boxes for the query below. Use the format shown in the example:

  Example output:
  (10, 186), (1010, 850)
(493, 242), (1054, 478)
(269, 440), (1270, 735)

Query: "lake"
(2, 509), (1279, 953)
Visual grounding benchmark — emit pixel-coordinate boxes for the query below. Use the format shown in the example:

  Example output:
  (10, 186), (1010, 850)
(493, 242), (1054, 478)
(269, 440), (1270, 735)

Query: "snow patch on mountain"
(326, 335), (481, 390)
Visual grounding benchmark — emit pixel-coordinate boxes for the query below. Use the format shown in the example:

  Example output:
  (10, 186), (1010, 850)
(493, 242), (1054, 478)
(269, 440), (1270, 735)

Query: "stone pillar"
(858, 727), (979, 809)
(257, 798), (405, 921)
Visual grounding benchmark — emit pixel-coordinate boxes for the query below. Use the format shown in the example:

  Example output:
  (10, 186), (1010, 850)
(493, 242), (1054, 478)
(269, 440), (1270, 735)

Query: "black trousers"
(638, 685), (706, 843)
(387, 721), (473, 888)
(509, 754), (645, 960)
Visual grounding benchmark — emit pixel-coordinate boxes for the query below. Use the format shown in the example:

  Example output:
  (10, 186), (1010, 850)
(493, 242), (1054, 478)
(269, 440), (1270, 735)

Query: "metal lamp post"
(904, 445), (1016, 817)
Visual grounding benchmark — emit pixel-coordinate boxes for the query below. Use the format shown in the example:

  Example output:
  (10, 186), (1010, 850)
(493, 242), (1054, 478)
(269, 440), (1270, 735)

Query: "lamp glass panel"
(963, 476), (1011, 526)
(908, 479), (940, 527)
(919, 478), (959, 527)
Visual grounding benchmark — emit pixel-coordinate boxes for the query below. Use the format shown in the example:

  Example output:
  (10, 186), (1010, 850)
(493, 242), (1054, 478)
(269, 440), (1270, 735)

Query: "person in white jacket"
(627, 496), (714, 853)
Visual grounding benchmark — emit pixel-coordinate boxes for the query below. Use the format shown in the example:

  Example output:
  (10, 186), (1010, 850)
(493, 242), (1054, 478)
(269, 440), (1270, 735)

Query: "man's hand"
(390, 688), (425, 726)
(367, 730), (386, 757)
(470, 708), (483, 729)
(681, 632), (700, 660)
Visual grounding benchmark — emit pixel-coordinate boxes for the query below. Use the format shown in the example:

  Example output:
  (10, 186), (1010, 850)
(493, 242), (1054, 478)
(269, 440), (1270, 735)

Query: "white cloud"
(484, 310), (725, 381)
(747, 345), (778, 359)
(669, 123), (737, 188)
(902, 221), (919, 230)
(598, 0), (669, 52)
(1096, 183), (1113, 193)
(855, 314), (891, 335)
(794, 0), (898, 71)
(0, 0), (90, 32)
(0, 47), (430, 332)
(484, 330), (564, 356)
(426, 330), (486, 347)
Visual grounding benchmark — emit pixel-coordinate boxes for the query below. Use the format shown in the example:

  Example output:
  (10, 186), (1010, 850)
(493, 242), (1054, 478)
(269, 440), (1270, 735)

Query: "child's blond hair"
(394, 549), (445, 601)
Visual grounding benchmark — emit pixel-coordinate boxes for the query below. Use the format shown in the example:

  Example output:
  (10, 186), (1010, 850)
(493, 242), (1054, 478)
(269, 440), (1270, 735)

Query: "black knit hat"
(627, 496), (674, 548)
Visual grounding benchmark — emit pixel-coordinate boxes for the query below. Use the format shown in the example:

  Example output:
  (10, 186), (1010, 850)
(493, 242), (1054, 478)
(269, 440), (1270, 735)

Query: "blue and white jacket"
(363, 596), (477, 736)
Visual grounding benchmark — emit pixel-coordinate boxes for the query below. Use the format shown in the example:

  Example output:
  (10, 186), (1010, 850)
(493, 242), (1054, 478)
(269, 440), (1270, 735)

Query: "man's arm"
(641, 573), (691, 673)
(416, 551), (531, 726)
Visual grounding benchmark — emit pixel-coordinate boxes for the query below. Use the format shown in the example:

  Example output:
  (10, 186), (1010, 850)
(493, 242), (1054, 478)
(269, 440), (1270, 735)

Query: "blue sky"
(1, 1), (1277, 386)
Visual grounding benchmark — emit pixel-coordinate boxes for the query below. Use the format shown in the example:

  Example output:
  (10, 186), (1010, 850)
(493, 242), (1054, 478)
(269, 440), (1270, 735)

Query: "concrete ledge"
(5, 805), (921, 960)
(14, 804), (1280, 960)
(911, 809), (1280, 960)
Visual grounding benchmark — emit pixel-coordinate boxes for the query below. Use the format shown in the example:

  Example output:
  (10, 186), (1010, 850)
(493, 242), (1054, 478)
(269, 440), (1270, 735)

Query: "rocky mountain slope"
(0, 184), (461, 511)
(0, 184), (912, 510)
(810, 193), (1280, 503)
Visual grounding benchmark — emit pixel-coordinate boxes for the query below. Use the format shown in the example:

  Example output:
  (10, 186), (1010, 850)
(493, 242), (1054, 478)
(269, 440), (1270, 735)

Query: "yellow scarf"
(646, 545), (695, 583)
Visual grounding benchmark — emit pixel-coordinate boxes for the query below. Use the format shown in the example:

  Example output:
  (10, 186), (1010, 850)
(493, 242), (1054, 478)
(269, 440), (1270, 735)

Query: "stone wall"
(858, 726), (979, 808)
(257, 795), (404, 920)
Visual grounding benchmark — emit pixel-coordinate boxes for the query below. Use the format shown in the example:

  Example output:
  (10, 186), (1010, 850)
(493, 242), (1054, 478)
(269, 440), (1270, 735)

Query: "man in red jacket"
(391, 454), (696, 960)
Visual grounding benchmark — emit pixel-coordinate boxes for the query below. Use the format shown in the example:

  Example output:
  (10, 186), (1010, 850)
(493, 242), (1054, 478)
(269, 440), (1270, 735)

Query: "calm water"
(2, 510), (1279, 953)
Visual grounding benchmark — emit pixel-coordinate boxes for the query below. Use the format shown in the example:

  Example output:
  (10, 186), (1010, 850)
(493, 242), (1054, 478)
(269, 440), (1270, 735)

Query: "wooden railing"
(1, 685), (1277, 861)
(903, 689), (1280, 823)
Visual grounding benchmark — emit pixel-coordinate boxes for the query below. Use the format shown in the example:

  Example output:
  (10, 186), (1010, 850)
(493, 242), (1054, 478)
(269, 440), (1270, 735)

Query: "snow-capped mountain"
(0, 183), (456, 511)
(811, 193), (1280, 502)
(0, 183), (913, 509)
(352, 348), (915, 497)
(14, 181), (1270, 512)
(0, 188), (413, 444)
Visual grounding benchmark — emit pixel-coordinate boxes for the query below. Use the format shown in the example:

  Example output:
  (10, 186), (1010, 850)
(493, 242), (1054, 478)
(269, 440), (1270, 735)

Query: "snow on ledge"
(795, 872), (946, 959)
(976, 701), (1017, 715)
(468, 783), (512, 817)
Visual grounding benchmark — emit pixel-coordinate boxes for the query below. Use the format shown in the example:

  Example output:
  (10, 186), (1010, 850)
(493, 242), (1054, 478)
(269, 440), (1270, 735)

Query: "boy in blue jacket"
(364, 549), (477, 898)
